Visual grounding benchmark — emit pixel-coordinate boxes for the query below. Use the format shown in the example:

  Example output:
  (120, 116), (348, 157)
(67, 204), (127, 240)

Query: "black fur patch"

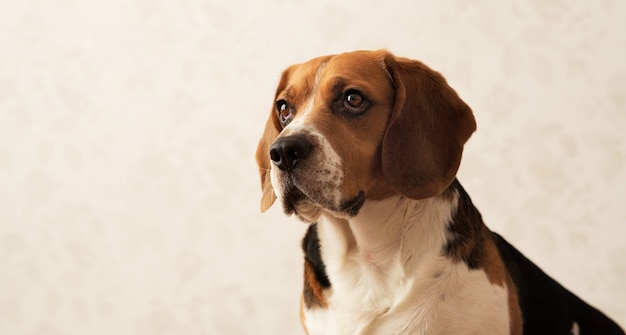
(443, 179), (486, 269)
(302, 223), (331, 308)
(493, 233), (624, 334)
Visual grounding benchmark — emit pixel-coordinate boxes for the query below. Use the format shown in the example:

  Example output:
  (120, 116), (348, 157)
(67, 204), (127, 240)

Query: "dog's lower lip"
(283, 185), (306, 214)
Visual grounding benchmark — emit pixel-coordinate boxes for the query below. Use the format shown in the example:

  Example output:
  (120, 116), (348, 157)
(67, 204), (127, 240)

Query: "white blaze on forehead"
(282, 61), (328, 135)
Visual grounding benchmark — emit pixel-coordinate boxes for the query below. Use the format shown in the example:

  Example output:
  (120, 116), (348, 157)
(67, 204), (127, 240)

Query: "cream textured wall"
(1, 1), (625, 334)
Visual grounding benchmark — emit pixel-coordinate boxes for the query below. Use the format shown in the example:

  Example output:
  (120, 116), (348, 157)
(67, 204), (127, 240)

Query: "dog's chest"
(302, 200), (511, 335)
(304, 259), (510, 335)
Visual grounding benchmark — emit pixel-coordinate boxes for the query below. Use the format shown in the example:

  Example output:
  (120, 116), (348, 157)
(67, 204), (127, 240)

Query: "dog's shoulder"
(492, 233), (624, 335)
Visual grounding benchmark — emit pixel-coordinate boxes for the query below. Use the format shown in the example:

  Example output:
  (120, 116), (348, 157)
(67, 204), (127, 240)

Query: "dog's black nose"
(269, 135), (312, 171)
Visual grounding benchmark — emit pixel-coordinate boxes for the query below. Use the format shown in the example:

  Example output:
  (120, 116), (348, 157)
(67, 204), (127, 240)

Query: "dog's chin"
(281, 186), (365, 223)
(293, 201), (323, 223)
(281, 187), (321, 223)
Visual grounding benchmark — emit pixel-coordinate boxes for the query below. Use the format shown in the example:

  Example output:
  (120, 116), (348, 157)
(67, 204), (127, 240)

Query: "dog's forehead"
(285, 51), (388, 87)
(323, 51), (387, 78)
(321, 54), (390, 91)
(289, 55), (331, 80)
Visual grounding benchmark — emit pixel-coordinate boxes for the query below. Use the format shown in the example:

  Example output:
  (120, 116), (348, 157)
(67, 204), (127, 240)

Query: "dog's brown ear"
(256, 69), (293, 212)
(381, 53), (476, 199)
(255, 112), (280, 212)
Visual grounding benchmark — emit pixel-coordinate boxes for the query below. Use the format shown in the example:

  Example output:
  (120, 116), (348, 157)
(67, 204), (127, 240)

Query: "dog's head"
(256, 50), (476, 222)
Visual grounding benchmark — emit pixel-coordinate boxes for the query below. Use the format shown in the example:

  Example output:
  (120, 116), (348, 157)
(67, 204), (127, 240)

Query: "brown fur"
(302, 259), (329, 308)
(381, 54), (476, 199)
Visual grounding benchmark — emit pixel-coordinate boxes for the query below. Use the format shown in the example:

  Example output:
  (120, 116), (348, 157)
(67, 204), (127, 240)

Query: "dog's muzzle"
(268, 133), (365, 220)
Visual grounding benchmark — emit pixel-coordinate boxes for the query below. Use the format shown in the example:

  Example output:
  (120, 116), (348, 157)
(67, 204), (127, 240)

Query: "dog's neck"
(318, 189), (459, 279)
(329, 195), (456, 265)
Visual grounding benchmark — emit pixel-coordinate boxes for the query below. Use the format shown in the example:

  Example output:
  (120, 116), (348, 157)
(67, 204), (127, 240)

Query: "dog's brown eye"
(344, 90), (366, 112)
(276, 99), (294, 124)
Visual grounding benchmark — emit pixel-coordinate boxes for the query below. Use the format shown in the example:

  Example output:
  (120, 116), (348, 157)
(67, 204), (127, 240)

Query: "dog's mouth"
(281, 180), (365, 221)
(281, 183), (323, 222)
(282, 184), (307, 215)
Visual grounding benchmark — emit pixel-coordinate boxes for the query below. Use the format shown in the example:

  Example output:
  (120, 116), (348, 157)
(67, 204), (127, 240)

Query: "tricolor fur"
(256, 50), (624, 334)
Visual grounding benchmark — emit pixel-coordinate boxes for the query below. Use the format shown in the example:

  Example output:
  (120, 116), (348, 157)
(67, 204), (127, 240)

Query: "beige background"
(1, 0), (625, 334)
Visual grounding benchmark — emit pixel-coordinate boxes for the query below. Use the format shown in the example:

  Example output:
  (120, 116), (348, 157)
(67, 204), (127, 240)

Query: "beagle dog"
(255, 50), (624, 335)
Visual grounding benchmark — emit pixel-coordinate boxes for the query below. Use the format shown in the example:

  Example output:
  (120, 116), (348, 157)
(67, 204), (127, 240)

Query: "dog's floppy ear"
(255, 69), (293, 212)
(255, 113), (279, 212)
(381, 53), (476, 199)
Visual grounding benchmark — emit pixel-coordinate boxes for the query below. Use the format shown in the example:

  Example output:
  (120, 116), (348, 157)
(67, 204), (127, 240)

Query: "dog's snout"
(269, 135), (312, 171)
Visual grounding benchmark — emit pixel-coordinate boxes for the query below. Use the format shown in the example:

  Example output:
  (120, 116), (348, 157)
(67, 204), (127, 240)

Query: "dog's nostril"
(269, 148), (281, 163)
(269, 135), (311, 170)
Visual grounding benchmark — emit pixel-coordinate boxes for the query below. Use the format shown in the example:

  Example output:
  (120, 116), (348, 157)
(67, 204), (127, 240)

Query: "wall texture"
(1, 0), (625, 334)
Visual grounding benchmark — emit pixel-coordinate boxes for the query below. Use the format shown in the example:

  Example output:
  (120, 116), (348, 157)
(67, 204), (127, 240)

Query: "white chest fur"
(303, 195), (511, 335)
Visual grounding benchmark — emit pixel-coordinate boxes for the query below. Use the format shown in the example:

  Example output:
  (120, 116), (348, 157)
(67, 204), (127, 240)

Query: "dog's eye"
(276, 99), (294, 124)
(344, 90), (367, 112)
